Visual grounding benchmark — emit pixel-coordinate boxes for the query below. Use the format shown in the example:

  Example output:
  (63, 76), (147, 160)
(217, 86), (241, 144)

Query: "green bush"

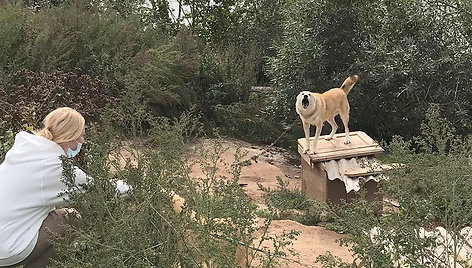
(0, 69), (115, 130)
(0, 128), (14, 163)
(259, 177), (323, 226)
(184, 0), (285, 85)
(50, 113), (299, 267)
(0, 1), (158, 77)
(189, 46), (256, 126)
(0, 1), (282, 143)
(269, 0), (472, 141)
(0, 3), (29, 74)
(317, 105), (472, 267)
(0, 68), (115, 163)
(213, 88), (296, 146)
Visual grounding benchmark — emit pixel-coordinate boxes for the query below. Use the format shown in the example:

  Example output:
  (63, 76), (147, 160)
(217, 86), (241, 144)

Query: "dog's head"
(296, 91), (315, 110)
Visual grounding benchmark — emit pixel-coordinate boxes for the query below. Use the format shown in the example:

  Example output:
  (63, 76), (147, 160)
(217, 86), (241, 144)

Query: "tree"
(269, 0), (472, 141)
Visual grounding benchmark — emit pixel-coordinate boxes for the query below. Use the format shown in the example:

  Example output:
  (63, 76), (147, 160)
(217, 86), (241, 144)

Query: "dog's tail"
(340, 74), (359, 95)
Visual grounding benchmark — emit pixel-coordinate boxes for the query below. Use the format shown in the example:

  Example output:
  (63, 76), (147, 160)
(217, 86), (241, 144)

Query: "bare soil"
(188, 138), (354, 267)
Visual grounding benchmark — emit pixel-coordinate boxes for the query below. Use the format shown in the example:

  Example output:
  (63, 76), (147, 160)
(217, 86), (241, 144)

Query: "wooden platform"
(297, 131), (384, 164)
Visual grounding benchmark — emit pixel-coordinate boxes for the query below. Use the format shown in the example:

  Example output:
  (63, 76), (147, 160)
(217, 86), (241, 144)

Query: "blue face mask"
(67, 140), (82, 158)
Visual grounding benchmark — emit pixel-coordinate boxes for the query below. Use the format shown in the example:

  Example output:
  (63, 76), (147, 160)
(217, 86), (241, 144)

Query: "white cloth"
(0, 132), (88, 262)
(115, 179), (131, 193)
(0, 232), (38, 266)
(321, 158), (379, 193)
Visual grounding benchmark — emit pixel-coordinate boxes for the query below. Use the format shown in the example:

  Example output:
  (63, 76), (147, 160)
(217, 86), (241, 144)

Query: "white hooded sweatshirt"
(0, 131), (88, 261)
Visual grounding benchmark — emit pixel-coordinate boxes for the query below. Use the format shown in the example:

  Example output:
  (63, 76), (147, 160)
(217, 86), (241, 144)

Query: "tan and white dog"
(296, 75), (359, 154)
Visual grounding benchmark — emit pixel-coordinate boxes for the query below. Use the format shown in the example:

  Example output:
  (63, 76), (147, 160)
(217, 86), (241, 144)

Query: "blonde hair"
(35, 107), (85, 144)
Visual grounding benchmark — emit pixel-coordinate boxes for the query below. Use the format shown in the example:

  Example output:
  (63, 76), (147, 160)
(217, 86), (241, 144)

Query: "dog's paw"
(302, 148), (309, 154)
(325, 136), (334, 141)
(344, 140), (351, 144)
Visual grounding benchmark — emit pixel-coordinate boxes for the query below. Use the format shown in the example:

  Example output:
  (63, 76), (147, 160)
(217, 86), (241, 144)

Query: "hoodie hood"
(3, 132), (65, 165)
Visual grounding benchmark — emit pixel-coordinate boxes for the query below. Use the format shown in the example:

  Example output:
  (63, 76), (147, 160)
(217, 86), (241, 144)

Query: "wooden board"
(344, 165), (393, 177)
(298, 131), (384, 163)
(344, 163), (403, 177)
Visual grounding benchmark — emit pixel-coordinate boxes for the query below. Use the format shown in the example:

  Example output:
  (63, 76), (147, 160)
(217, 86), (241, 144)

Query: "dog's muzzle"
(302, 96), (309, 109)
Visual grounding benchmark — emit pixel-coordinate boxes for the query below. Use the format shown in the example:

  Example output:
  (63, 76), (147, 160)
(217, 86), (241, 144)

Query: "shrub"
(0, 69), (115, 130)
(51, 113), (299, 267)
(0, 128), (15, 163)
(269, 0), (472, 141)
(191, 46), (256, 119)
(0, 68), (115, 162)
(120, 39), (197, 119)
(259, 177), (323, 226)
(317, 106), (472, 267)
(0, 3), (29, 74)
(213, 88), (295, 146)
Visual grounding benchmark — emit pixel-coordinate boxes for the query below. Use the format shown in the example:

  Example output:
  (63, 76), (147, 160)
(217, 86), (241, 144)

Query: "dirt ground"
(188, 139), (354, 267)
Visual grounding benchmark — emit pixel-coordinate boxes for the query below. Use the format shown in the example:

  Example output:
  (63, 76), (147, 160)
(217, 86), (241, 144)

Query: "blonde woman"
(0, 107), (88, 267)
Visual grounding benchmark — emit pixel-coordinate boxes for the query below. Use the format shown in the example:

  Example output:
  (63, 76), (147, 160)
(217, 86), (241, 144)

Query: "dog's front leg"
(302, 122), (311, 154)
(312, 124), (322, 154)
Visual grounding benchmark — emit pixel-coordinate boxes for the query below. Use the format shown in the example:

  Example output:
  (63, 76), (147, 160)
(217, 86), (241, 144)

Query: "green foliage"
(211, 86), (311, 152)
(0, 68), (114, 165)
(0, 69), (115, 130)
(0, 0), (282, 141)
(0, 1), (268, 137)
(0, 3), (29, 73)
(24, 0), (70, 10)
(183, 0), (277, 48)
(269, 0), (472, 141)
(28, 2), (163, 78)
(0, 1), (145, 76)
(189, 46), (256, 126)
(122, 44), (191, 117)
(316, 251), (355, 268)
(0, 129), (14, 163)
(183, 0), (239, 46)
(261, 177), (310, 211)
(384, 109), (472, 229)
(321, 106), (472, 266)
(0, 0), (185, 106)
(259, 177), (323, 226)
(415, 104), (459, 154)
(51, 113), (298, 267)
(182, 0), (285, 85)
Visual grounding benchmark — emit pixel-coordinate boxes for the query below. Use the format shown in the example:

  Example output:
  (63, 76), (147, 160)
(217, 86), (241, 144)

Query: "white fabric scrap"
(114, 180), (131, 194)
(369, 226), (472, 267)
(321, 157), (380, 193)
